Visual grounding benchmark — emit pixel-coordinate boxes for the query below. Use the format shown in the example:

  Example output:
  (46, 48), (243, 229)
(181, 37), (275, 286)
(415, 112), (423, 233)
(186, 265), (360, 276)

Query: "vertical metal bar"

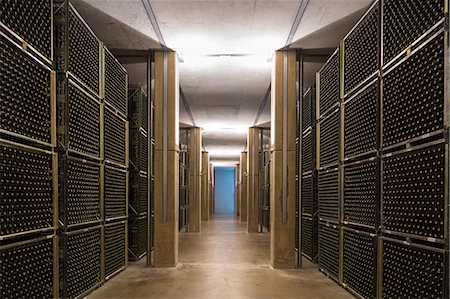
(192, 128), (197, 210)
(282, 52), (288, 224)
(53, 235), (59, 299)
(298, 50), (304, 268)
(146, 50), (152, 266)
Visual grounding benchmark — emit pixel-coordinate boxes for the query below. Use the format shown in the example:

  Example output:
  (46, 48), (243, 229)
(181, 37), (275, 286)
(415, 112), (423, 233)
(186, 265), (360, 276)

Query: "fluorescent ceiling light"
(202, 125), (248, 134)
(212, 161), (238, 167)
(208, 149), (242, 157)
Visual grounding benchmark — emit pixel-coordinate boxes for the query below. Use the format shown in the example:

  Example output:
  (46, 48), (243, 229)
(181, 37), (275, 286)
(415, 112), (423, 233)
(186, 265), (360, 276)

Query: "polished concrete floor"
(89, 215), (352, 299)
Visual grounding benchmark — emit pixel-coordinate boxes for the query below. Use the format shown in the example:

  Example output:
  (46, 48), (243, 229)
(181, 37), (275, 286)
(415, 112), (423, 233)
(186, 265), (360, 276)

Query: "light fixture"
(202, 125), (248, 134)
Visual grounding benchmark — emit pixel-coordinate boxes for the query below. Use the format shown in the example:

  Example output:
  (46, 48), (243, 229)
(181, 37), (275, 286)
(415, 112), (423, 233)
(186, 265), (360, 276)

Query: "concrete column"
(239, 152), (248, 223)
(201, 152), (210, 221)
(247, 127), (260, 233)
(235, 163), (240, 217)
(188, 127), (202, 232)
(209, 163), (215, 216)
(153, 51), (179, 267)
(270, 50), (297, 269)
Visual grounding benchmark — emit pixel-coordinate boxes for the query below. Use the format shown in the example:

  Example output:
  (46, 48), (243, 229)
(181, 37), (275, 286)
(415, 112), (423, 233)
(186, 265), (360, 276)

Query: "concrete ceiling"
(72, 0), (373, 165)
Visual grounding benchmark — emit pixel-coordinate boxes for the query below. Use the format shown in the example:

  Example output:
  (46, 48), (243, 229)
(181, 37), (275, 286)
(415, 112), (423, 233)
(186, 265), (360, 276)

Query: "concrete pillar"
(201, 152), (210, 221)
(239, 152), (248, 223)
(270, 50), (297, 269)
(153, 51), (179, 267)
(188, 127), (202, 232)
(247, 127), (260, 233)
(209, 163), (214, 216)
(235, 163), (240, 217)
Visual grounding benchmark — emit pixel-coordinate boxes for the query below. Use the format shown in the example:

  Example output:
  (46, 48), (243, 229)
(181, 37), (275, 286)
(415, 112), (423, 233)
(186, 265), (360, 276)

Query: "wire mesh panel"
(343, 159), (377, 228)
(58, 80), (100, 158)
(318, 49), (340, 117)
(342, 229), (376, 299)
(301, 216), (318, 260)
(104, 47), (127, 116)
(128, 88), (148, 131)
(382, 31), (445, 148)
(1, 39), (53, 145)
(1, 236), (55, 298)
(1, 143), (54, 237)
(302, 131), (314, 173)
(130, 129), (148, 172)
(128, 215), (147, 261)
(301, 174), (314, 215)
(104, 221), (126, 278)
(302, 87), (316, 130)
(383, 0), (445, 66)
(54, 2), (100, 95)
(59, 156), (101, 227)
(318, 168), (339, 222)
(343, 2), (379, 95)
(129, 172), (148, 216)
(318, 221), (340, 279)
(344, 81), (378, 159)
(104, 106), (127, 167)
(381, 238), (446, 298)
(319, 112), (339, 168)
(1, 0), (53, 61)
(382, 143), (446, 240)
(104, 166), (127, 220)
(62, 227), (101, 299)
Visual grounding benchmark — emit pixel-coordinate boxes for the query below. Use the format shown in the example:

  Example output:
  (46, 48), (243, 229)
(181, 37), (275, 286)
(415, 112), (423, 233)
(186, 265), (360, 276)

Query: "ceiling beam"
(285, 0), (310, 46)
(253, 84), (271, 127)
(141, 0), (166, 47)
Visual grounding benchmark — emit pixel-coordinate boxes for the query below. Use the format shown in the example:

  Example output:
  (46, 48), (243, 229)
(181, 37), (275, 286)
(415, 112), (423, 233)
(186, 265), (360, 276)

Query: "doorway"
(214, 167), (236, 214)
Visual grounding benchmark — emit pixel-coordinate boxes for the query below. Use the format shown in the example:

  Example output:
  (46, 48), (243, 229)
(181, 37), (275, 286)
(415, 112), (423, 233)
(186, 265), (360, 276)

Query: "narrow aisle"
(89, 215), (352, 299)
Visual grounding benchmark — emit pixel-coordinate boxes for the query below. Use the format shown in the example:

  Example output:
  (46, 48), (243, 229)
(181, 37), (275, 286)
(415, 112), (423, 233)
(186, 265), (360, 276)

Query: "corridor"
(89, 216), (351, 299)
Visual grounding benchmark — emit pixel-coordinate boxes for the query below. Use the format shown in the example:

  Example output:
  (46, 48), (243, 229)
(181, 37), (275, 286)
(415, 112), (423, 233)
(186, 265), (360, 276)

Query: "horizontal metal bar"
(0, 227), (55, 241)
(0, 234), (54, 250)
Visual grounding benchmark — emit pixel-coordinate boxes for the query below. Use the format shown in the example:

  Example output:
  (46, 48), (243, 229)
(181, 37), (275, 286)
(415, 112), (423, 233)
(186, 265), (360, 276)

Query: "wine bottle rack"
(383, 0), (445, 66)
(382, 142), (446, 241)
(1, 38), (54, 146)
(380, 237), (446, 298)
(344, 80), (378, 160)
(302, 215), (318, 261)
(61, 227), (101, 299)
(59, 155), (101, 228)
(382, 31), (445, 149)
(318, 167), (339, 222)
(319, 111), (339, 168)
(104, 221), (126, 279)
(128, 87), (148, 131)
(1, 142), (55, 238)
(104, 47), (128, 116)
(104, 165), (127, 220)
(128, 215), (148, 261)
(130, 129), (148, 172)
(1, 0), (53, 63)
(318, 221), (340, 280)
(129, 172), (148, 216)
(342, 228), (376, 299)
(104, 105), (127, 167)
(343, 159), (378, 229)
(54, 1), (101, 96)
(1, 236), (56, 299)
(318, 49), (339, 117)
(302, 87), (316, 130)
(302, 130), (314, 173)
(301, 174), (315, 215)
(343, 1), (379, 95)
(57, 79), (100, 158)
